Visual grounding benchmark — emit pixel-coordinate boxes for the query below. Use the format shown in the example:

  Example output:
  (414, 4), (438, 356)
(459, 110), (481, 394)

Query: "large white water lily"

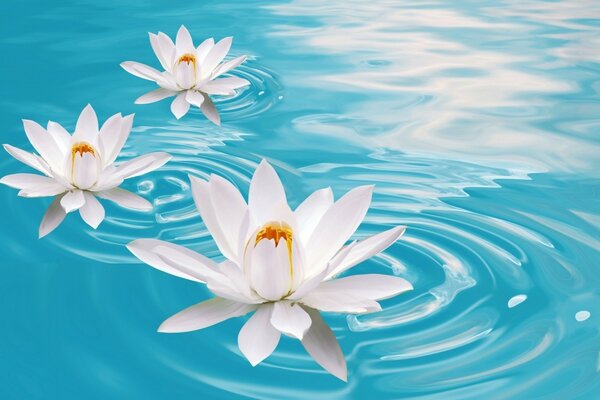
(127, 160), (411, 381)
(0, 105), (171, 238)
(121, 25), (250, 125)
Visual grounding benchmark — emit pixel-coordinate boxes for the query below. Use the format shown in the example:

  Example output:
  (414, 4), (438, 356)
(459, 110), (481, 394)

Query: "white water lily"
(121, 25), (250, 125)
(0, 105), (171, 238)
(127, 160), (411, 381)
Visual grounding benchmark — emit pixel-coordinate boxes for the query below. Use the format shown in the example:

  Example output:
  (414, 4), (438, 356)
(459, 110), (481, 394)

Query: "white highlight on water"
(508, 294), (527, 308)
(575, 310), (590, 322)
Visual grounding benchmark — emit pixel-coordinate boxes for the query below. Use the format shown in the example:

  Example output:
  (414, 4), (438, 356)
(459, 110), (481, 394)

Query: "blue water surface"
(1, 1), (599, 399)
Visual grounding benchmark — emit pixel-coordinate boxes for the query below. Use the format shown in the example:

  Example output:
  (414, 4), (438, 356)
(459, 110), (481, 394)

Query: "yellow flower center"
(177, 53), (196, 65)
(71, 142), (95, 158)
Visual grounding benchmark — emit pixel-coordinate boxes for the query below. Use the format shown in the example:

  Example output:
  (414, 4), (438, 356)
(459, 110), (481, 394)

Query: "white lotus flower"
(0, 105), (171, 238)
(127, 160), (411, 381)
(121, 25), (250, 125)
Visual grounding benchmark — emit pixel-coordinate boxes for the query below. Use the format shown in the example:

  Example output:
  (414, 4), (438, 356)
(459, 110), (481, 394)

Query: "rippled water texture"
(1, 1), (599, 399)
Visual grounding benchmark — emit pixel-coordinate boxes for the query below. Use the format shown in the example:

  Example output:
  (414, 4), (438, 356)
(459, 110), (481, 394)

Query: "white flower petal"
(73, 104), (99, 144)
(301, 307), (347, 382)
(135, 88), (176, 104)
(189, 175), (239, 262)
(96, 188), (152, 211)
(270, 301), (312, 339)
(185, 90), (205, 108)
(79, 192), (105, 229)
(96, 113), (122, 160)
(199, 94), (220, 125)
(249, 240), (291, 301)
(39, 194), (67, 238)
(127, 239), (219, 283)
(115, 152), (171, 179)
(159, 298), (257, 333)
(326, 226), (406, 279)
(196, 37), (215, 64)
(212, 55), (247, 78)
(120, 61), (163, 82)
(157, 32), (176, 70)
(202, 37), (232, 78)
(174, 61), (195, 89)
(300, 290), (381, 314)
(91, 166), (124, 192)
(149, 33), (172, 71)
(22, 119), (63, 173)
(248, 160), (288, 226)
(46, 121), (71, 155)
(100, 114), (134, 167)
(0, 173), (60, 190)
(295, 187), (333, 245)
(199, 77), (249, 95)
(72, 152), (99, 190)
(207, 174), (248, 260)
(312, 274), (412, 303)
(238, 304), (280, 366)
(170, 92), (190, 119)
(218, 260), (259, 303)
(60, 190), (85, 213)
(3, 144), (51, 175)
(306, 185), (373, 273)
(175, 25), (195, 55)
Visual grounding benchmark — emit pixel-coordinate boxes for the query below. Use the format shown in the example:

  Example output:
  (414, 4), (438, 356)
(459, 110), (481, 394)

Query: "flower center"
(71, 142), (95, 158)
(255, 222), (293, 248)
(177, 53), (196, 65)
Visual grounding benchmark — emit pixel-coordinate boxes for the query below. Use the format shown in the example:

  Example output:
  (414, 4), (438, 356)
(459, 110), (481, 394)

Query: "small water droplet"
(575, 310), (590, 322)
(137, 180), (154, 194)
(508, 294), (527, 308)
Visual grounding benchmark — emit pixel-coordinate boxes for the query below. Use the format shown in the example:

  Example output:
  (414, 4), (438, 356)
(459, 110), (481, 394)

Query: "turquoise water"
(1, 0), (600, 398)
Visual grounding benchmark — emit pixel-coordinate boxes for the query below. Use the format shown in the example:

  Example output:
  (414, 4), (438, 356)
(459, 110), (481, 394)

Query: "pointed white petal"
(120, 61), (163, 81)
(3, 144), (50, 175)
(96, 113), (123, 161)
(199, 94), (220, 125)
(249, 240), (291, 301)
(202, 37), (232, 77)
(159, 298), (257, 333)
(149, 33), (171, 71)
(39, 194), (67, 238)
(0, 173), (60, 190)
(175, 25), (194, 54)
(185, 90), (205, 108)
(248, 160), (288, 226)
(71, 152), (99, 190)
(96, 188), (152, 211)
(196, 37), (215, 64)
(91, 166), (124, 192)
(79, 192), (105, 229)
(135, 88), (176, 104)
(115, 152), (171, 179)
(306, 185), (373, 272)
(301, 291), (381, 314)
(73, 104), (99, 144)
(301, 307), (347, 382)
(295, 187), (333, 245)
(212, 55), (247, 78)
(22, 119), (63, 172)
(170, 92), (190, 119)
(156, 32), (176, 70)
(238, 304), (280, 366)
(217, 260), (259, 302)
(199, 77), (249, 95)
(100, 114), (134, 167)
(189, 175), (242, 262)
(60, 190), (85, 213)
(270, 301), (312, 339)
(313, 274), (412, 302)
(327, 226), (406, 279)
(127, 239), (221, 282)
(46, 121), (71, 154)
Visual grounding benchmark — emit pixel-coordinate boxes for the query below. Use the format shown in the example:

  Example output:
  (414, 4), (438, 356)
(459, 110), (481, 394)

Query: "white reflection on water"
(266, 0), (600, 173)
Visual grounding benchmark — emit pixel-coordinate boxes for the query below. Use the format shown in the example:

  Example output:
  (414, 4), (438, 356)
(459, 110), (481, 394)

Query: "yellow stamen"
(71, 142), (95, 158)
(178, 53), (196, 65)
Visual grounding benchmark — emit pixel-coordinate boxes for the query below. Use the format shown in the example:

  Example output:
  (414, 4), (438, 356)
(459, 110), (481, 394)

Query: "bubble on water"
(508, 294), (528, 308)
(137, 180), (154, 194)
(575, 310), (591, 322)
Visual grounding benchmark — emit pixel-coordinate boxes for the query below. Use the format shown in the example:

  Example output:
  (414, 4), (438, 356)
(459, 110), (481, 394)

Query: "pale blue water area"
(1, 1), (599, 398)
